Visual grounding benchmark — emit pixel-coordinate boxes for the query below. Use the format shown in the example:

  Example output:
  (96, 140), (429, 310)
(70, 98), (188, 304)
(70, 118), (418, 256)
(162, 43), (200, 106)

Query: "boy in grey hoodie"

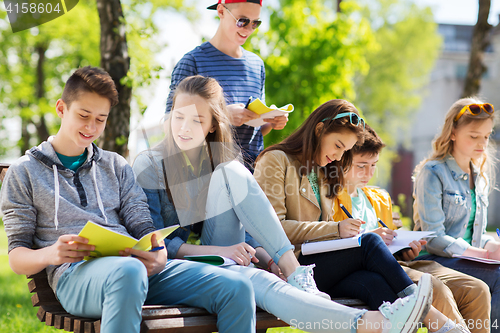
(0, 66), (255, 333)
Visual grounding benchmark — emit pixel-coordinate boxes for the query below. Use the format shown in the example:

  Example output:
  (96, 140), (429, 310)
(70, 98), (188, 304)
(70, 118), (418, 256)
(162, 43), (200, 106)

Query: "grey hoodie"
(0, 139), (156, 291)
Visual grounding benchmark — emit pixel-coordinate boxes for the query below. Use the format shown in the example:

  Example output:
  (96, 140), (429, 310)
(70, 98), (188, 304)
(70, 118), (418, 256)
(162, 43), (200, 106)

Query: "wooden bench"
(1, 162), (368, 332)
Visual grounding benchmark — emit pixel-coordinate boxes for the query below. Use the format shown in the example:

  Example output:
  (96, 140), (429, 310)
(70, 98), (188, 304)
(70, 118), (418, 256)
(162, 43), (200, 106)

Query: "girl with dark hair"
(255, 99), (465, 333)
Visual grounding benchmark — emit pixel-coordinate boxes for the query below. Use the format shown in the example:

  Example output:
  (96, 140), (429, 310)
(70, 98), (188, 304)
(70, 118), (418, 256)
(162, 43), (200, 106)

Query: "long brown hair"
(258, 99), (365, 199)
(414, 97), (496, 188)
(153, 75), (240, 213)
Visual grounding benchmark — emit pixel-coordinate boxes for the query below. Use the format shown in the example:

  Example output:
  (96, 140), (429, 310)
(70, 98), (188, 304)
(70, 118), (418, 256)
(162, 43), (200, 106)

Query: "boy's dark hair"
(352, 124), (385, 156)
(62, 66), (119, 108)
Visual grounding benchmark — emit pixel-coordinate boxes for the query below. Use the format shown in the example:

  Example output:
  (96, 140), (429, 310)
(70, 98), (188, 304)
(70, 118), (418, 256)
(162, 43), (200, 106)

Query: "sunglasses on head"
(223, 5), (262, 29)
(322, 112), (366, 129)
(454, 103), (494, 122)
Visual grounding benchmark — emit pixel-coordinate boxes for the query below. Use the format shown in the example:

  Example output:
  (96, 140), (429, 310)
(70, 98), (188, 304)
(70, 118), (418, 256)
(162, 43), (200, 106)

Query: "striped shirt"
(166, 42), (266, 160)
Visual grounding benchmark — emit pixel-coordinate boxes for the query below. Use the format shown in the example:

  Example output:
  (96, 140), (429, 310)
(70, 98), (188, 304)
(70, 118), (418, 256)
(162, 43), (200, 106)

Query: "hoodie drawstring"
(92, 160), (109, 225)
(52, 165), (59, 230)
(52, 158), (108, 229)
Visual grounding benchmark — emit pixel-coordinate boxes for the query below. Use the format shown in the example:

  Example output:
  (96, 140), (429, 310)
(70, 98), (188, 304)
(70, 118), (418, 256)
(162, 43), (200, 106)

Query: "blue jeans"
(200, 160), (367, 332)
(56, 257), (255, 333)
(418, 254), (500, 330)
(299, 233), (415, 309)
(201, 160), (294, 264)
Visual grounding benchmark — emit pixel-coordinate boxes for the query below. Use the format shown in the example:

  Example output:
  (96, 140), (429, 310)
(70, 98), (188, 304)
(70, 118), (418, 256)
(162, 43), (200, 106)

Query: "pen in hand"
(339, 204), (353, 218)
(149, 246), (165, 252)
(244, 96), (252, 109)
(378, 218), (396, 239)
(378, 218), (389, 228)
(497, 228), (500, 239)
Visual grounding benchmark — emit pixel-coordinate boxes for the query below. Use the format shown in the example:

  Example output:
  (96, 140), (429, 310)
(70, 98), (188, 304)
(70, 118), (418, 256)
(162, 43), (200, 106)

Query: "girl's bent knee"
(361, 232), (384, 246)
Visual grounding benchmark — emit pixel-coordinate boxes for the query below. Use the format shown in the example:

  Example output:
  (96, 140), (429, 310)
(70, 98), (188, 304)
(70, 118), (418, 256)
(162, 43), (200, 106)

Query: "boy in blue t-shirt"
(166, 0), (289, 170)
(0, 66), (255, 333)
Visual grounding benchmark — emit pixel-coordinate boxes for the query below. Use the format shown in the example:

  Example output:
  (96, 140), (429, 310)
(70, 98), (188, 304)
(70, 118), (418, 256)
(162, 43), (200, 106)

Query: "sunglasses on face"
(322, 112), (366, 129)
(454, 103), (494, 122)
(223, 5), (262, 29)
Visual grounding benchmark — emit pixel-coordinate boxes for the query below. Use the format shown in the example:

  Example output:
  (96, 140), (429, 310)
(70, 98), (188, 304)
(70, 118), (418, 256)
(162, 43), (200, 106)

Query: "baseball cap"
(207, 0), (262, 10)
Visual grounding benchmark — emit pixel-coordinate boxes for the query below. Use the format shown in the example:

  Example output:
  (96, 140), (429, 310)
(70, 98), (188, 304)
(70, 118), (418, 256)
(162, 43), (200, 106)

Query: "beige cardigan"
(254, 150), (341, 255)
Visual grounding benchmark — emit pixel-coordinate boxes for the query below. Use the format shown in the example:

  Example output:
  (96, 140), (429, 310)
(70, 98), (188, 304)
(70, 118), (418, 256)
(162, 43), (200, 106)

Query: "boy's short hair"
(352, 124), (385, 156)
(62, 66), (119, 108)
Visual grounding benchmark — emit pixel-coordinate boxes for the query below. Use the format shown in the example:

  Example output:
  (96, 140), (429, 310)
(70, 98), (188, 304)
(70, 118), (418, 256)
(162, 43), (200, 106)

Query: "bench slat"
(141, 315), (218, 333)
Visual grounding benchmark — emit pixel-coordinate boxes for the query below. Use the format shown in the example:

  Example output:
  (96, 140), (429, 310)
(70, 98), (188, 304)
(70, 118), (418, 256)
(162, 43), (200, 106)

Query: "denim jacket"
(413, 155), (493, 257)
(132, 150), (260, 259)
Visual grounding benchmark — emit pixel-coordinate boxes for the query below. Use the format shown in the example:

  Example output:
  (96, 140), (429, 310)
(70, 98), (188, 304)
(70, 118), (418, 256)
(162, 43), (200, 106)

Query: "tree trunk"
(96, 0), (131, 157)
(462, 0), (492, 98)
(20, 116), (31, 155)
(337, 0), (342, 13)
(35, 43), (50, 142)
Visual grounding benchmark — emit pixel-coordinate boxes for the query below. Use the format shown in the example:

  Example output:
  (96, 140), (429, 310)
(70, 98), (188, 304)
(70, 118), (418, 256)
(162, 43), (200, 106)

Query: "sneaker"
(378, 273), (433, 333)
(286, 264), (331, 300)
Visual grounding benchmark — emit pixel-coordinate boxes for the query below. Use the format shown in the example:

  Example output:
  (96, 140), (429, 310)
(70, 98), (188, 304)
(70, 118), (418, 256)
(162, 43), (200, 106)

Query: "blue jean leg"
(201, 161), (294, 264)
(226, 264), (367, 333)
(145, 260), (256, 333)
(56, 257), (148, 333)
(418, 254), (500, 330)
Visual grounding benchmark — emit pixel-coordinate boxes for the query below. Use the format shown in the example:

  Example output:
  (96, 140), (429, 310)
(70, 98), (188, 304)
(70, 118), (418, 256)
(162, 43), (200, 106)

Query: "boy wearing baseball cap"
(166, 0), (289, 171)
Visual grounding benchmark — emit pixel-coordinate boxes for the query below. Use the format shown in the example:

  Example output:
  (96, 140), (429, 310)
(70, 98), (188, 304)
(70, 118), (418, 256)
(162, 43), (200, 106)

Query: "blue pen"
(339, 204), (366, 234)
(378, 218), (389, 229)
(497, 228), (500, 239)
(150, 246), (165, 252)
(378, 218), (396, 239)
(339, 204), (353, 218)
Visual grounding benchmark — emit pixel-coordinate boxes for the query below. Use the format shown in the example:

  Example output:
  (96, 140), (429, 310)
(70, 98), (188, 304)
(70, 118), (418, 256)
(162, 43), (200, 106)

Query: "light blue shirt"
(413, 155), (493, 258)
(351, 188), (378, 231)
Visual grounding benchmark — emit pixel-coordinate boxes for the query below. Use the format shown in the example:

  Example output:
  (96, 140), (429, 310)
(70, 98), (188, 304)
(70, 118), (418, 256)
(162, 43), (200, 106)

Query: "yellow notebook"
(78, 221), (179, 260)
(245, 98), (294, 127)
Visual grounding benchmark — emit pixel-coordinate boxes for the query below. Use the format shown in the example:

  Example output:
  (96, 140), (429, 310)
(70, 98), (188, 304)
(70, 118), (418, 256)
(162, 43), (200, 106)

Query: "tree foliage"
(354, 0), (441, 147)
(0, 0), (193, 158)
(352, 0), (441, 184)
(0, 2), (100, 156)
(247, 0), (377, 146)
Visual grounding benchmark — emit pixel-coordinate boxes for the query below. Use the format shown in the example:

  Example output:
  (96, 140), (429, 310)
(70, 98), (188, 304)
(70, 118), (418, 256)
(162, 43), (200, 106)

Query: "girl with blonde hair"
(133, 75), (436, 333)
(414, 97), (500, 328)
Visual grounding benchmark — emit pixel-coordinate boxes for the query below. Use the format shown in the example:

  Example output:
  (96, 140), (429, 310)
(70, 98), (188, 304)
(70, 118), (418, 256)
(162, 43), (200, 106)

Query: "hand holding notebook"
(244, 98), (294, 127)
(78, 221), (179, 260)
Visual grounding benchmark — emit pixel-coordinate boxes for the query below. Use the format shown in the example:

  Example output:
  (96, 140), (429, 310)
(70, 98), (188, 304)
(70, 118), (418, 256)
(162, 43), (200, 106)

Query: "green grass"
(0, 225), (427, 333)
(0, 224), (298, 333)
(0, 226), (58, 332)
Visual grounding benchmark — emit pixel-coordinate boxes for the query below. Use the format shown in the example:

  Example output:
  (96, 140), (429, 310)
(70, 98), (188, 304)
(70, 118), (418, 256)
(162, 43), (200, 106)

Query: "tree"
(0, 2), (101, 156)
(96, 0), (196, 156)
(353, 0), (441, 197)
(247, 0), (377, 146)
(96, 0), (132, 157)
(0, 1), (194, 158)
(354, 0), (441, 147)
(462, 0), (492, 97)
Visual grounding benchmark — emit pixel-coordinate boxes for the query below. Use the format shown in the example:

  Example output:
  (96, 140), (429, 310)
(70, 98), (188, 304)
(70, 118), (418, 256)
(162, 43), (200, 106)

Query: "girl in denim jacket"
(414, 97), (500, 328)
